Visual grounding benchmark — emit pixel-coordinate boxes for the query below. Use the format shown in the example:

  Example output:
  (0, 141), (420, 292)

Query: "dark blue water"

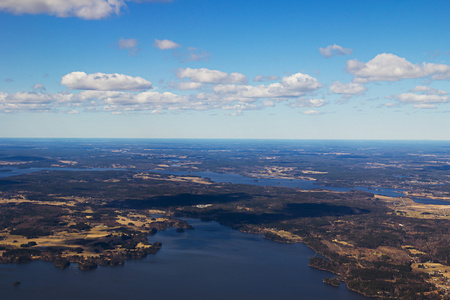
(0, 219), (366, 300)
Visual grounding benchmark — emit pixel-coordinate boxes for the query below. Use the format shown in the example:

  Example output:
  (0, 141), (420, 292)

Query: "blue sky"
(0, 0), (449, 139)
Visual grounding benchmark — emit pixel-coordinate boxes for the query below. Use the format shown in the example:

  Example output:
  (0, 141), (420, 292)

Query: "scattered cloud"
(4, 78), (14, 83)
(0, 91), (77, 113)
(330, 81), (366, 95)
(412, 104), (437, 109)
(212, 73), (321, 102)
(32, 83), (46, 91)
(153, 39), (181, 50)
(302, 110), (322, 115)
(0, 0), (173, 20)
(172, 81), (203, 91)
(186, 47), (210, 62)
(2, 68), (323, 115)
(347, 53), (450, 83)
(262, 100), (275, 107)
(174, 47), (211, 62)
(390, 85), (448, 109)
(253, 75), (279, 82)
(211, 73), (321, 103)
(0, 0), (125, 20)
(177, 68), (248, 84)
(61, 72), (152, 91)
(288, 98), (325, 108)
(410, 85), (448, 95)
(319, 44), (352, 58)
(118, 38), (139, 56)
(394, 93), (448, 104)
(153, 40), (210, 62)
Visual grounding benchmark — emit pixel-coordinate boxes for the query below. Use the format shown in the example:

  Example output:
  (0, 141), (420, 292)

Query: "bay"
(0, 218), (367, 300)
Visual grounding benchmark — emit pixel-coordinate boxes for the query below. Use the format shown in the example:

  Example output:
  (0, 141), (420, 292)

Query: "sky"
(0, 0), (449, 140)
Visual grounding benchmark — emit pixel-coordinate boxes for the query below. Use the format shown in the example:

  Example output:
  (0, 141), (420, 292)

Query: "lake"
(0, 218), (367, 300)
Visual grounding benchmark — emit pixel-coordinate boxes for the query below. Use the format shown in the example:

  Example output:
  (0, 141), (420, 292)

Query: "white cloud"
(410, 86), (447, 95)
(0, 91), (77, 113)
(177, 68), (248, 84)
(347, 53), (450, 83)
(0, 0), (125, 20)
(288, 98), (325, 108)
(263, 100), (275, 107)
(253, 75), (279, 82)
(153, 39), (181, 50)
(391, 85), (448, 109)
(302, 110), (321, 115)
(395, 93), (448, 104)
(32, 83), (46, 91)
(118, 38), (139, 56)
(412, 104), (437, 109)
(61, 72), (152, 91)
(0, 0), (173, 19)
(1, 68), (322, 115)
(212, 73), (321, 102)
(173, 82), (203, 91)
(330, 81), (366, 95)
(319, 44), (352, 58)
(75, 73), (321, 113)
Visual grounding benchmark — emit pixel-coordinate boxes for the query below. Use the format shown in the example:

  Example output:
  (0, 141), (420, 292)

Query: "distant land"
(0, 139), (450, 299)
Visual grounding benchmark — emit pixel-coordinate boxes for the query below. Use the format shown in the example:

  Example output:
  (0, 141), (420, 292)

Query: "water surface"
(0, 219), (366, 300)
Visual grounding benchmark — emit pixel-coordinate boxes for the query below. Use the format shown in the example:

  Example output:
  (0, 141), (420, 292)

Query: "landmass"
(0, 139), (449, 299)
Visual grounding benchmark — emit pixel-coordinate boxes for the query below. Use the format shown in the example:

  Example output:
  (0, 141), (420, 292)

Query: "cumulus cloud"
(173, 82), (203, 91)
(1, 68), (322, 115)
(0, 91), (77, 113)
(319, 44), (353, 58)
(118, 38), (139, 55)
(0, 0), (173, 19)
(61, 72), (152, 91)
(153, 39), (181, 50)
(347, 53), (450, 83)
(330, 81), (366, 95)
(395, 93), (448, 104)
(0, 0), (125, 20)
(74, 72), (321, 114)
(288, 98), (325, 108)
(253, 75), (279, 82)
(410, 85), (448, 95)
(212, 73), (321, 102)
(390, 85), (448, 109)
(177, 68), (248, 84)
